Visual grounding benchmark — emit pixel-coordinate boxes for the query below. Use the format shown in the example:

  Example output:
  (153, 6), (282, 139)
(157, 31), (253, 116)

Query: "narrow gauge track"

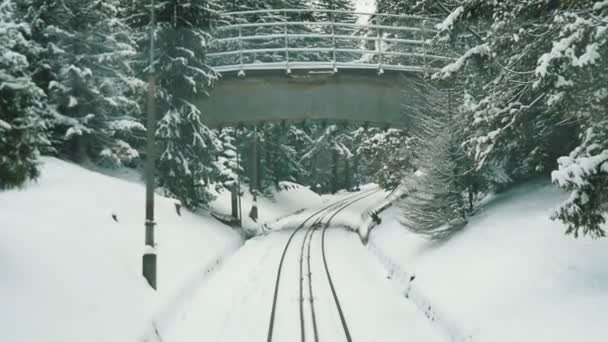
(267, 189), (381, 342)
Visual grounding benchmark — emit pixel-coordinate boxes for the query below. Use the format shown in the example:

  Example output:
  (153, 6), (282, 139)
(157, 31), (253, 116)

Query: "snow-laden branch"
(435, 6), (463, 32)
(432, 43), (490, 80)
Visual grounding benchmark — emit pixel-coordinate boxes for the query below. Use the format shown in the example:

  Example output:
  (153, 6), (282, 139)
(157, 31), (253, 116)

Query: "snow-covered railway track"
(267, 189), (381, 342)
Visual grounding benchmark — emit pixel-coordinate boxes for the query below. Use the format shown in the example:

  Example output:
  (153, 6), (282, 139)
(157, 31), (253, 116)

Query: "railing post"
(238, 24), (244, 77)
(284, 10), (290, 74)
(376, 17), (384, 75)
(331, 11), (337, 72)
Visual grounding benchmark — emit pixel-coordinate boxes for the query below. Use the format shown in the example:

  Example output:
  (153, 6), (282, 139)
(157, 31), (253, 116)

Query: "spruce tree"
(127, 0), (222, 209)
(0, 0), (49, 189)
(24, 0), (142, 165)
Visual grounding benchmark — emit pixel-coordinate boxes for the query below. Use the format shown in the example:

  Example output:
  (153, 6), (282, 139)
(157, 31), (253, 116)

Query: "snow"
(354, 0), (376, 25)
(67, 95), (78, 108)
(158, 186), (446, 342)
(369, 181), (608, 342)
(593, 0), (608, 11)
(0, 157), (242, 342)
(268, 184), (385, 232)
(108, 119), (146, 132)
(433, 43), (490, 80)
(210, 181), (323, 234)
(0, 118), (11, 130)
(435, 6), (463, 32)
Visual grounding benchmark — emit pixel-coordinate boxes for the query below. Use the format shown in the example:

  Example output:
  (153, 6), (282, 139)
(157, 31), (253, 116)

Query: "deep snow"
(369, 181), (608, 342)
(159, 189), (445, 342)
(0, 157), (242, 342)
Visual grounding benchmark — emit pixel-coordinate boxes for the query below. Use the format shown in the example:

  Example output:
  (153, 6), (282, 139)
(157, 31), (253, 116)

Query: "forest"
(1, 0), (607, 239)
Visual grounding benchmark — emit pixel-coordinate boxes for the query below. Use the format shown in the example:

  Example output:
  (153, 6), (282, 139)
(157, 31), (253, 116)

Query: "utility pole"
(143, 0), (157, 290)
(236, 128), (243, 227)
(249, 125), (258, 222)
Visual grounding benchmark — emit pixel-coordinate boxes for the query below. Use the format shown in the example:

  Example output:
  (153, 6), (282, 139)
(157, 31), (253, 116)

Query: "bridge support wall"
(195, 70), (426, 128)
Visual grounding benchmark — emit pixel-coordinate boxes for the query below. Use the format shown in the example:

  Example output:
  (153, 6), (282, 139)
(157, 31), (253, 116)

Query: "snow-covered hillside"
(369, 181), (608, 342)
(0, 158), (243, 342)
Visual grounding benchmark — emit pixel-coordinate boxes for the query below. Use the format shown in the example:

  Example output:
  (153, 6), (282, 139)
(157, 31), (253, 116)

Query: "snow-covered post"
(330, 10), (336, 72)
(284, 10), (290, 74)
(376, 16), (384, 75)
(143, 0), (157, 290)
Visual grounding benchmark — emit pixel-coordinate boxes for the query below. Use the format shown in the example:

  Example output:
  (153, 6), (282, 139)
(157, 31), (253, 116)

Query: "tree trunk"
(331, 149), (339, 194)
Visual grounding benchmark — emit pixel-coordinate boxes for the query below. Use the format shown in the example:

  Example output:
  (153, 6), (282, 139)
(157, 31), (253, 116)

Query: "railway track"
(267, 189), (381, 342)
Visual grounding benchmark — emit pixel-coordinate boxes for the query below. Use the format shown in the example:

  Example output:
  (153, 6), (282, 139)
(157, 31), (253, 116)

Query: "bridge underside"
(195, 69), (429, 129)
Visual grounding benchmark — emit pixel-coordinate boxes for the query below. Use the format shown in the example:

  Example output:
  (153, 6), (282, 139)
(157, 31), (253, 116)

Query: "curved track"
(267, 189), (381, 342)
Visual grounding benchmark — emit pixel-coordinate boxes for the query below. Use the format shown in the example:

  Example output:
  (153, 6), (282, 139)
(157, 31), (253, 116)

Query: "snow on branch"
(435, 6), (463, 32)
(432, 43), (490, 80)
(594, 0), (608, 11)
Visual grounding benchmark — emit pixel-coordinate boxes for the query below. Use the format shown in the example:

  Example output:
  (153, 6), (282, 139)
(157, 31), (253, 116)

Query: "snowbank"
(211, 181), (323, 235)
(369, 181), (608, 342)
(0, 158), (242, 342)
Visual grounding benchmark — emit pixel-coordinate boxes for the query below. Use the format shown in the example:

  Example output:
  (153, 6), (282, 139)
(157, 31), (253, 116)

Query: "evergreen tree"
(429, 0), (608, 237)
(356, 128), (414, 190)
(0, 0), (49, 188)
(24, 0), (143, 165)
(215, 127), (240, 191)
(127, 0), (222, 209)
(400, 82), (476, 240)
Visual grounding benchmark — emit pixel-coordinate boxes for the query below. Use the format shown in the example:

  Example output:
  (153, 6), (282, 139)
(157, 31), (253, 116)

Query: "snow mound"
(370, 181), (608, 342)
(210, 180), (322, 235)
(0, 157), (242, 342)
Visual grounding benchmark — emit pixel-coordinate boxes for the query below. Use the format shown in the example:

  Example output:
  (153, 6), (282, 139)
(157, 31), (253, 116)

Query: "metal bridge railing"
(207, 9), (455, 75)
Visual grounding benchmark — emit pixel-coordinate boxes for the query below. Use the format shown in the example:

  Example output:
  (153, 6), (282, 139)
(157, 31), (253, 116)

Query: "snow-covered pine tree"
(261, 123), (307, 189)
(429, 0), (608, 237)
(356, 127), (414, 190)
(547, 1), (608, 238)
(23, 0), (143, 166)
(309, 0), (359, 63)
(399, 76), (480, 240)
(215, 127), (240, 192)
(0, 0), (49, 188)
(127, 0), (222, 209)
(299, 124), (353, 193)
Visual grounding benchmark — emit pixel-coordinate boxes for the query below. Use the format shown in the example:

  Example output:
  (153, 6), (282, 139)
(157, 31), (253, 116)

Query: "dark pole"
(236, 128), (243, 227)
(249, 125), (259, 222)
(143, 0), (157, 290)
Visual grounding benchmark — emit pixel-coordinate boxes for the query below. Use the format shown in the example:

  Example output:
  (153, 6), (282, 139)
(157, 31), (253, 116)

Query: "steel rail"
(266, 189), (377, 342)
(305, 223), (320, 342)
(298, 216), (322, 342)
(320, 189), (383, 342)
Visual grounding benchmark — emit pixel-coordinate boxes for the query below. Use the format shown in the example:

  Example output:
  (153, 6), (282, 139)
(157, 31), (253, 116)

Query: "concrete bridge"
(197, 9), (456, 128)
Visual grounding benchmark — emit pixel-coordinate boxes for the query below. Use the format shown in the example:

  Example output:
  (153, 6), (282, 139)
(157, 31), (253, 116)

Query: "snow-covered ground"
(5, 159), (604, 342)
(269, 184), (386, 232)
(159, 187), (445, 342)
(369, 181), (608, 342)
(0, 158), (242, 342)
(210, 180), (323, 234)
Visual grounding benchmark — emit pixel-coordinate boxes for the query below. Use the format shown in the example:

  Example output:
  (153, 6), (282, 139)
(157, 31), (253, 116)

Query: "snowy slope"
(369, 181), (608, 342)
(0, 157), (242, 342)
